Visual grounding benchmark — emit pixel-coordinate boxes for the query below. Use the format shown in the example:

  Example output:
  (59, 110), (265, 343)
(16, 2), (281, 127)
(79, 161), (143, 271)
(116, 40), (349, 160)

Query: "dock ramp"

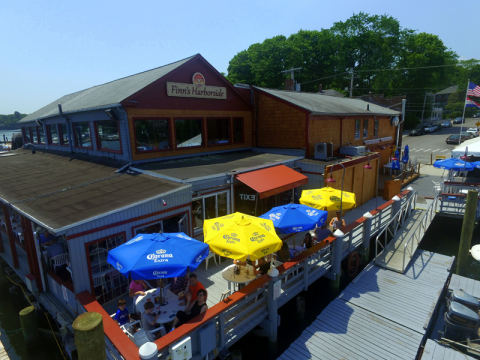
(375, 194), (439, 273)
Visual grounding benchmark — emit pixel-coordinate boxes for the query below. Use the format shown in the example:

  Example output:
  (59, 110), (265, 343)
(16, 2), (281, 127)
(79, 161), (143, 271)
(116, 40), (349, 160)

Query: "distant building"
(433, 85), (458, 119)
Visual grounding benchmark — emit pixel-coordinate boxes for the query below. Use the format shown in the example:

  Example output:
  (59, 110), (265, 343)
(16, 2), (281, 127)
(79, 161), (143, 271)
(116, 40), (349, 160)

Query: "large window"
(73, 122), (92, 148)
(37, 126), (46, 144)
(134, 119), (170, 152)
(29, 126), (38, 143)
(95, 120), (121, 152)
(23, 127), (31, 143)
(59, 123), (69, 145)
(134, 213), (189, 236)
(175, 119), (203, 148)
(207, 118), (230, 145)
(363, 119), (368, 138)
(47, 124), (59, 145)
(354, 120), (361, 140)
(233, 118), (243, 143)
(193, 192), (228, 233)
(87, 234), (127, 305)
(374, 119), (379, 138)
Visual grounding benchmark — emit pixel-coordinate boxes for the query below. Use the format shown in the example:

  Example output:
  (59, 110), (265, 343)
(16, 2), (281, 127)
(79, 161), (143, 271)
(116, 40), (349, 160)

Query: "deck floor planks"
(0, 340), (10, 360)
(278, 250), (453, 360)
(421, 339), (477, 360)
(449, 274), (480, 299)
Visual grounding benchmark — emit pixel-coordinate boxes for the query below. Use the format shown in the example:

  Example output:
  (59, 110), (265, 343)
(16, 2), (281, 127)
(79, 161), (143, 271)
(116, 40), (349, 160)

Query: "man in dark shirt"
(255, 257), (270, 276)
(315, 224), (333, 242)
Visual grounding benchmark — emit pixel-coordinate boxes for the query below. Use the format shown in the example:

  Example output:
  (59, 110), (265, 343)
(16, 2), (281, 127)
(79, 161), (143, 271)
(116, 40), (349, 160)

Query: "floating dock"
(278, 250), (454, 360)
(0, 340), (10, 360)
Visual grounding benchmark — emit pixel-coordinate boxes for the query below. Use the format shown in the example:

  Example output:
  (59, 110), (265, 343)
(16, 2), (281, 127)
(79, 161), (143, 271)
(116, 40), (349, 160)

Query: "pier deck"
(278, 250), (454, 360)
(449, 273), (480, 298)
(0, 340), (10, 360)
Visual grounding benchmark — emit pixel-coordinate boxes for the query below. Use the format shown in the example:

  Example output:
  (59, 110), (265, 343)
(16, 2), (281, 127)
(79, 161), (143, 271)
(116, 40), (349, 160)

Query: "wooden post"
(73, 312), (106, 360)
(430, 153), (433, 165)
(402, 170), (406, 184)
(19, 306), (39, 347)
(457, 190), (479, 277)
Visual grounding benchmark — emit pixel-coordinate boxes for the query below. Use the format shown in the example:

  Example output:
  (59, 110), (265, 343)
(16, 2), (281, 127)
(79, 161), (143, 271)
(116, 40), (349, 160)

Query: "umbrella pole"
(293, 233), (295, 249)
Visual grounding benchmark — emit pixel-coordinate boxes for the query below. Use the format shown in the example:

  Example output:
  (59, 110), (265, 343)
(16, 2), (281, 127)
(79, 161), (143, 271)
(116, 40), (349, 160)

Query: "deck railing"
(76, 189), (415, 360)
(440, 181), (480, 218)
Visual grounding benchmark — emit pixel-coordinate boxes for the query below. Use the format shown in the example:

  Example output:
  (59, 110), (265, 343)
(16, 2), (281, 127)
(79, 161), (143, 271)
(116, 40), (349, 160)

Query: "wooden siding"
(256, 92), (306, 149)
(126, 109), (252, 162)
(46, 273), (77, 317)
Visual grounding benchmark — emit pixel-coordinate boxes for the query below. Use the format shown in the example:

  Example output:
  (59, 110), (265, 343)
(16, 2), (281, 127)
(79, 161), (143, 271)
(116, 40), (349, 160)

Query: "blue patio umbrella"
(392, 159), (401, 170)
(107, 233), (210, 280)
(433, 158), (474, 171)
(401, 145), (409, 164)
(259, 203), (328, 234)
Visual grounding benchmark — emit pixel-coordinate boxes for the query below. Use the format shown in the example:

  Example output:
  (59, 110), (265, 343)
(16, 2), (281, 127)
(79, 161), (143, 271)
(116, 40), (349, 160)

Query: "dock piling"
(329, 230), (345, 296)
(19, 306), (39, 347)
(362, 212), (373, 263)
(73, 312), (106, 360)
(457, 190), (479, 277)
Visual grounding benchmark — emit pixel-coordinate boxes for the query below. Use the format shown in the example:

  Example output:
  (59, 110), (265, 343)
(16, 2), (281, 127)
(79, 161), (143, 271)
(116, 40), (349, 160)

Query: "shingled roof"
(19, 55), (196, 123)
(255, 87), (400, 116)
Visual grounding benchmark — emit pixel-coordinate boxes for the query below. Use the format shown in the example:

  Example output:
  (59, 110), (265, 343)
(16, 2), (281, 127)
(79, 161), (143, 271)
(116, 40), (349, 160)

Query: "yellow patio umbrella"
(299, 187), (356, 211)
(203, 212), (283, 262)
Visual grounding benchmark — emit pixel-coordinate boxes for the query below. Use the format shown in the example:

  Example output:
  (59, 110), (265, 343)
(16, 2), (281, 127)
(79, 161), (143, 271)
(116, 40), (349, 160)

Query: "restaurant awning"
(235, 165), (308, 199)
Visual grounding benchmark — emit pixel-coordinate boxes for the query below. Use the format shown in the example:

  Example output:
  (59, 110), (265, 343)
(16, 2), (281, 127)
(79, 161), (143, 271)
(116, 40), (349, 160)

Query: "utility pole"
(421, 92), (427, 122)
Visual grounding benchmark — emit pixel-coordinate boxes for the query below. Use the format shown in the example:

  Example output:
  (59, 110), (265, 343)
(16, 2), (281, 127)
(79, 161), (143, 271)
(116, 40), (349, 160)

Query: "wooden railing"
(76, 189), (414, 360)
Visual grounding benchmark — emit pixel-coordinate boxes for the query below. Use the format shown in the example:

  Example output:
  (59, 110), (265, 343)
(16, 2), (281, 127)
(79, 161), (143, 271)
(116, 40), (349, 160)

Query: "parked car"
(461, 132), (474, 141)
(409, 127), (426, 136)
(473, 113), (480, 118)
(423, 124), (436, 133)
(466, 128), (479, 137)
(441, 121), (452, 128)
(453, 117), (466, 124)
(446, 134), (461, 144)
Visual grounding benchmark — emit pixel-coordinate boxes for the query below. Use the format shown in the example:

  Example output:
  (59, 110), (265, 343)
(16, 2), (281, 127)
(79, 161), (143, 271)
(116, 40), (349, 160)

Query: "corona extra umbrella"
(259, 203), (328, 248)
(433, 158), (473, 171)
(204, 213), (283, 261)
(107, 233), (210, 280)
(299, 187), (356, 211)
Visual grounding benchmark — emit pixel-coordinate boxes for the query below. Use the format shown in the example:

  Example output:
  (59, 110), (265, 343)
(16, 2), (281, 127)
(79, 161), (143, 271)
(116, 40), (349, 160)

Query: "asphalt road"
(403, 117), (480, 164)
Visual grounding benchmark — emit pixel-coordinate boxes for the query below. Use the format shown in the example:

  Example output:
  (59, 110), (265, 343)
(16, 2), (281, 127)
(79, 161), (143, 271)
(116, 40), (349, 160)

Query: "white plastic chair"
(132, 328), (166, 347)
(50, 253), (68, 273)
(205, 252), (218, 270)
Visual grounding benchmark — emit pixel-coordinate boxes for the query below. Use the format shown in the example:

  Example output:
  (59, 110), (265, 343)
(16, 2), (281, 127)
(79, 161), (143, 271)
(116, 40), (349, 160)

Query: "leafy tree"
(0, 113), (27, 129)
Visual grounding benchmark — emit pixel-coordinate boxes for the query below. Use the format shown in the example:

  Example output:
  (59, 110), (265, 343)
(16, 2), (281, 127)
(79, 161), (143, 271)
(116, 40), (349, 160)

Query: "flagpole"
(460, 79), (469, 138)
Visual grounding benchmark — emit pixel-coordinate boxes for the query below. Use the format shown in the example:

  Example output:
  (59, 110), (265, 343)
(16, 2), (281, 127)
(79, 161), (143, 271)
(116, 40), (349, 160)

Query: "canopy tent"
(452, 138), (480, 158)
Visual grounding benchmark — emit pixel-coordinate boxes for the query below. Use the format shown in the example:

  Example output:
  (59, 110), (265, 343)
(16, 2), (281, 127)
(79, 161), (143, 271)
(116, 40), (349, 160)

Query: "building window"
(134, 119), (170, 152)
(355, 120), (361, 140)
(95, 120), (121, 152)
(134, 213), (189, 236)
(37, 126), (46, 144)
(207, 118), (230, 145)
(233, 118), (243, 143)
(363, 119), (368, 138)
(192, 192), (228, 234)
(87, 234), (127, 305)
(47, 124), (59, 145)
(374, 119), (379, 138)
(29, 126), (38, 143)
(175, 119), (203, 148)
(73, 122), (92, 148)
(23, 127), (31, 143)
(59, 123), (69, 145)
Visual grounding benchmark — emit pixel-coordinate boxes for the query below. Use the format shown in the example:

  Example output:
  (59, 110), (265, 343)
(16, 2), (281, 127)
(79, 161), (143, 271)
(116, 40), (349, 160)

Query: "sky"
(1, 0), (476, 115)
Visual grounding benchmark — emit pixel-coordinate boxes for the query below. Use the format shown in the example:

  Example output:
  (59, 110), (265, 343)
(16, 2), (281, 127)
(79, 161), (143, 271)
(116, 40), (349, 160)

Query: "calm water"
(0, 130), (21, 143)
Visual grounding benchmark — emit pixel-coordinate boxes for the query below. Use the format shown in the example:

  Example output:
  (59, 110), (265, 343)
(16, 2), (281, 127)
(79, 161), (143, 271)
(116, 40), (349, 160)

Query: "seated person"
(114, 299), (131, 327)
(141, 301), (162, 339)
(254, 257), (270, 276)
(47, 238), (65, 260)
(187, 273), (205, 302)
(129, 279), (147, 313)
(315, 223), (333, 242)
(302, 233), (314, 249)
(276, 242), (291, 263)
(39, 230), (55, 246)
(170, 274), (189, 295)
(171, 289), (208, 331)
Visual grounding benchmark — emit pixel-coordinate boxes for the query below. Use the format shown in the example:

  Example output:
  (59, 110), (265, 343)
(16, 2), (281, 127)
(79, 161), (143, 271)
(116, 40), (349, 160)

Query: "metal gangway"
(375, 190), (440, 273)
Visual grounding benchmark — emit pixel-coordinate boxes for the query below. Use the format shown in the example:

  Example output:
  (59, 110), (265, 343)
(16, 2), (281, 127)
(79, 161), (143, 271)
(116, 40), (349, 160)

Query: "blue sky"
(1, 0), (475, 115)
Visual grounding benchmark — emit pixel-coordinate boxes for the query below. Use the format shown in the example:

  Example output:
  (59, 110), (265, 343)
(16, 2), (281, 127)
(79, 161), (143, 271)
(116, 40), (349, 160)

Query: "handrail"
(402, 193), (439, 270)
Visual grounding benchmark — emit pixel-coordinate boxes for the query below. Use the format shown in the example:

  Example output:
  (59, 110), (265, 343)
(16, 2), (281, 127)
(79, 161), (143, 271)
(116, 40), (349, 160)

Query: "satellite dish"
(391, 116), (399, 126)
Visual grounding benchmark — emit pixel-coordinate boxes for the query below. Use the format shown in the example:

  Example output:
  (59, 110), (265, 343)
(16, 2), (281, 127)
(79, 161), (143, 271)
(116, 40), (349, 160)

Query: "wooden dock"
(422, 339), (477, 359)
(0, 339), (11, 360)
(278, 250), (454, 360)
(449, 273), (480, 298)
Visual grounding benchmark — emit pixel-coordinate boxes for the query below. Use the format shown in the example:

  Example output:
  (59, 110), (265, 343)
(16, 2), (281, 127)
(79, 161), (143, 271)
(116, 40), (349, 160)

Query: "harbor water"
(0, 130), (20, 143)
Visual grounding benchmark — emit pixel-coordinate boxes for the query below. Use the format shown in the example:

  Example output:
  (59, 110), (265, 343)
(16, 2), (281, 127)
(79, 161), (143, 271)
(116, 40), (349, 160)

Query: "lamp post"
(325, 161), (346, 224)
(363, 152), (381, 212)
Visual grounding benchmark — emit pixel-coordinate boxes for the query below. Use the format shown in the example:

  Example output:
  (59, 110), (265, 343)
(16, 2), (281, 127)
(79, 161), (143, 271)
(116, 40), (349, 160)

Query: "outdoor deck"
(422, 339), (477, 360)
(278, 250), (454, 360)
(0, 340), (10, 360)
(449, 273), (480, 298)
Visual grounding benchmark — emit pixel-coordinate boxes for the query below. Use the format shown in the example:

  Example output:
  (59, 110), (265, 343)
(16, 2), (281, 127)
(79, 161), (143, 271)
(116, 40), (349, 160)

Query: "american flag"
(468, 82), (480, 97)
(466, 96), (480, 109)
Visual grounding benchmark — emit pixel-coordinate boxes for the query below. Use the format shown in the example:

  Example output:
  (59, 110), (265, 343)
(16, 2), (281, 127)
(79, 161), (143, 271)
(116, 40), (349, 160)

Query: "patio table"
(135, 288), (184, 325)
(222, 264), (255, 292)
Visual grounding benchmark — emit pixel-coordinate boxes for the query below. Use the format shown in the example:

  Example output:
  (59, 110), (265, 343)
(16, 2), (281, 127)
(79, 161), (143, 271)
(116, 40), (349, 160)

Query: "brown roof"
(0, 149), (188, 232)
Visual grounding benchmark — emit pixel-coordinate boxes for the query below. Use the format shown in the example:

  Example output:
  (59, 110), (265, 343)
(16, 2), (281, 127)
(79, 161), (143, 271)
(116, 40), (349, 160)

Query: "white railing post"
(329, 230), (344, 295)
(362, 212), (373, 263)
(390, 196), (401, 235)
(267, 272), (279, 344)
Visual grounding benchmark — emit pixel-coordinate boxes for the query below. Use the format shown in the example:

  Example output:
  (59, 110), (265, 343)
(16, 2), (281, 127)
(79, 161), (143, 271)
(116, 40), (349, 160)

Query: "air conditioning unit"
(314, 143), (329, 160)
(339, 146), (366, 156)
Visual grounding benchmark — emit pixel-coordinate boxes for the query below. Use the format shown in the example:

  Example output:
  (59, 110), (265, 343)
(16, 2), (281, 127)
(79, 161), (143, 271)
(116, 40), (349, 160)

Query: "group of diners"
(115, 272), (208, 338)
(36, 227), (67, 269)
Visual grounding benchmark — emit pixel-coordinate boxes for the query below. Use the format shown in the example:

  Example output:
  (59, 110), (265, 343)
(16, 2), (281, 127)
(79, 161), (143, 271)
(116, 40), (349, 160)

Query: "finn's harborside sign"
(166, 72), (227, 100)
